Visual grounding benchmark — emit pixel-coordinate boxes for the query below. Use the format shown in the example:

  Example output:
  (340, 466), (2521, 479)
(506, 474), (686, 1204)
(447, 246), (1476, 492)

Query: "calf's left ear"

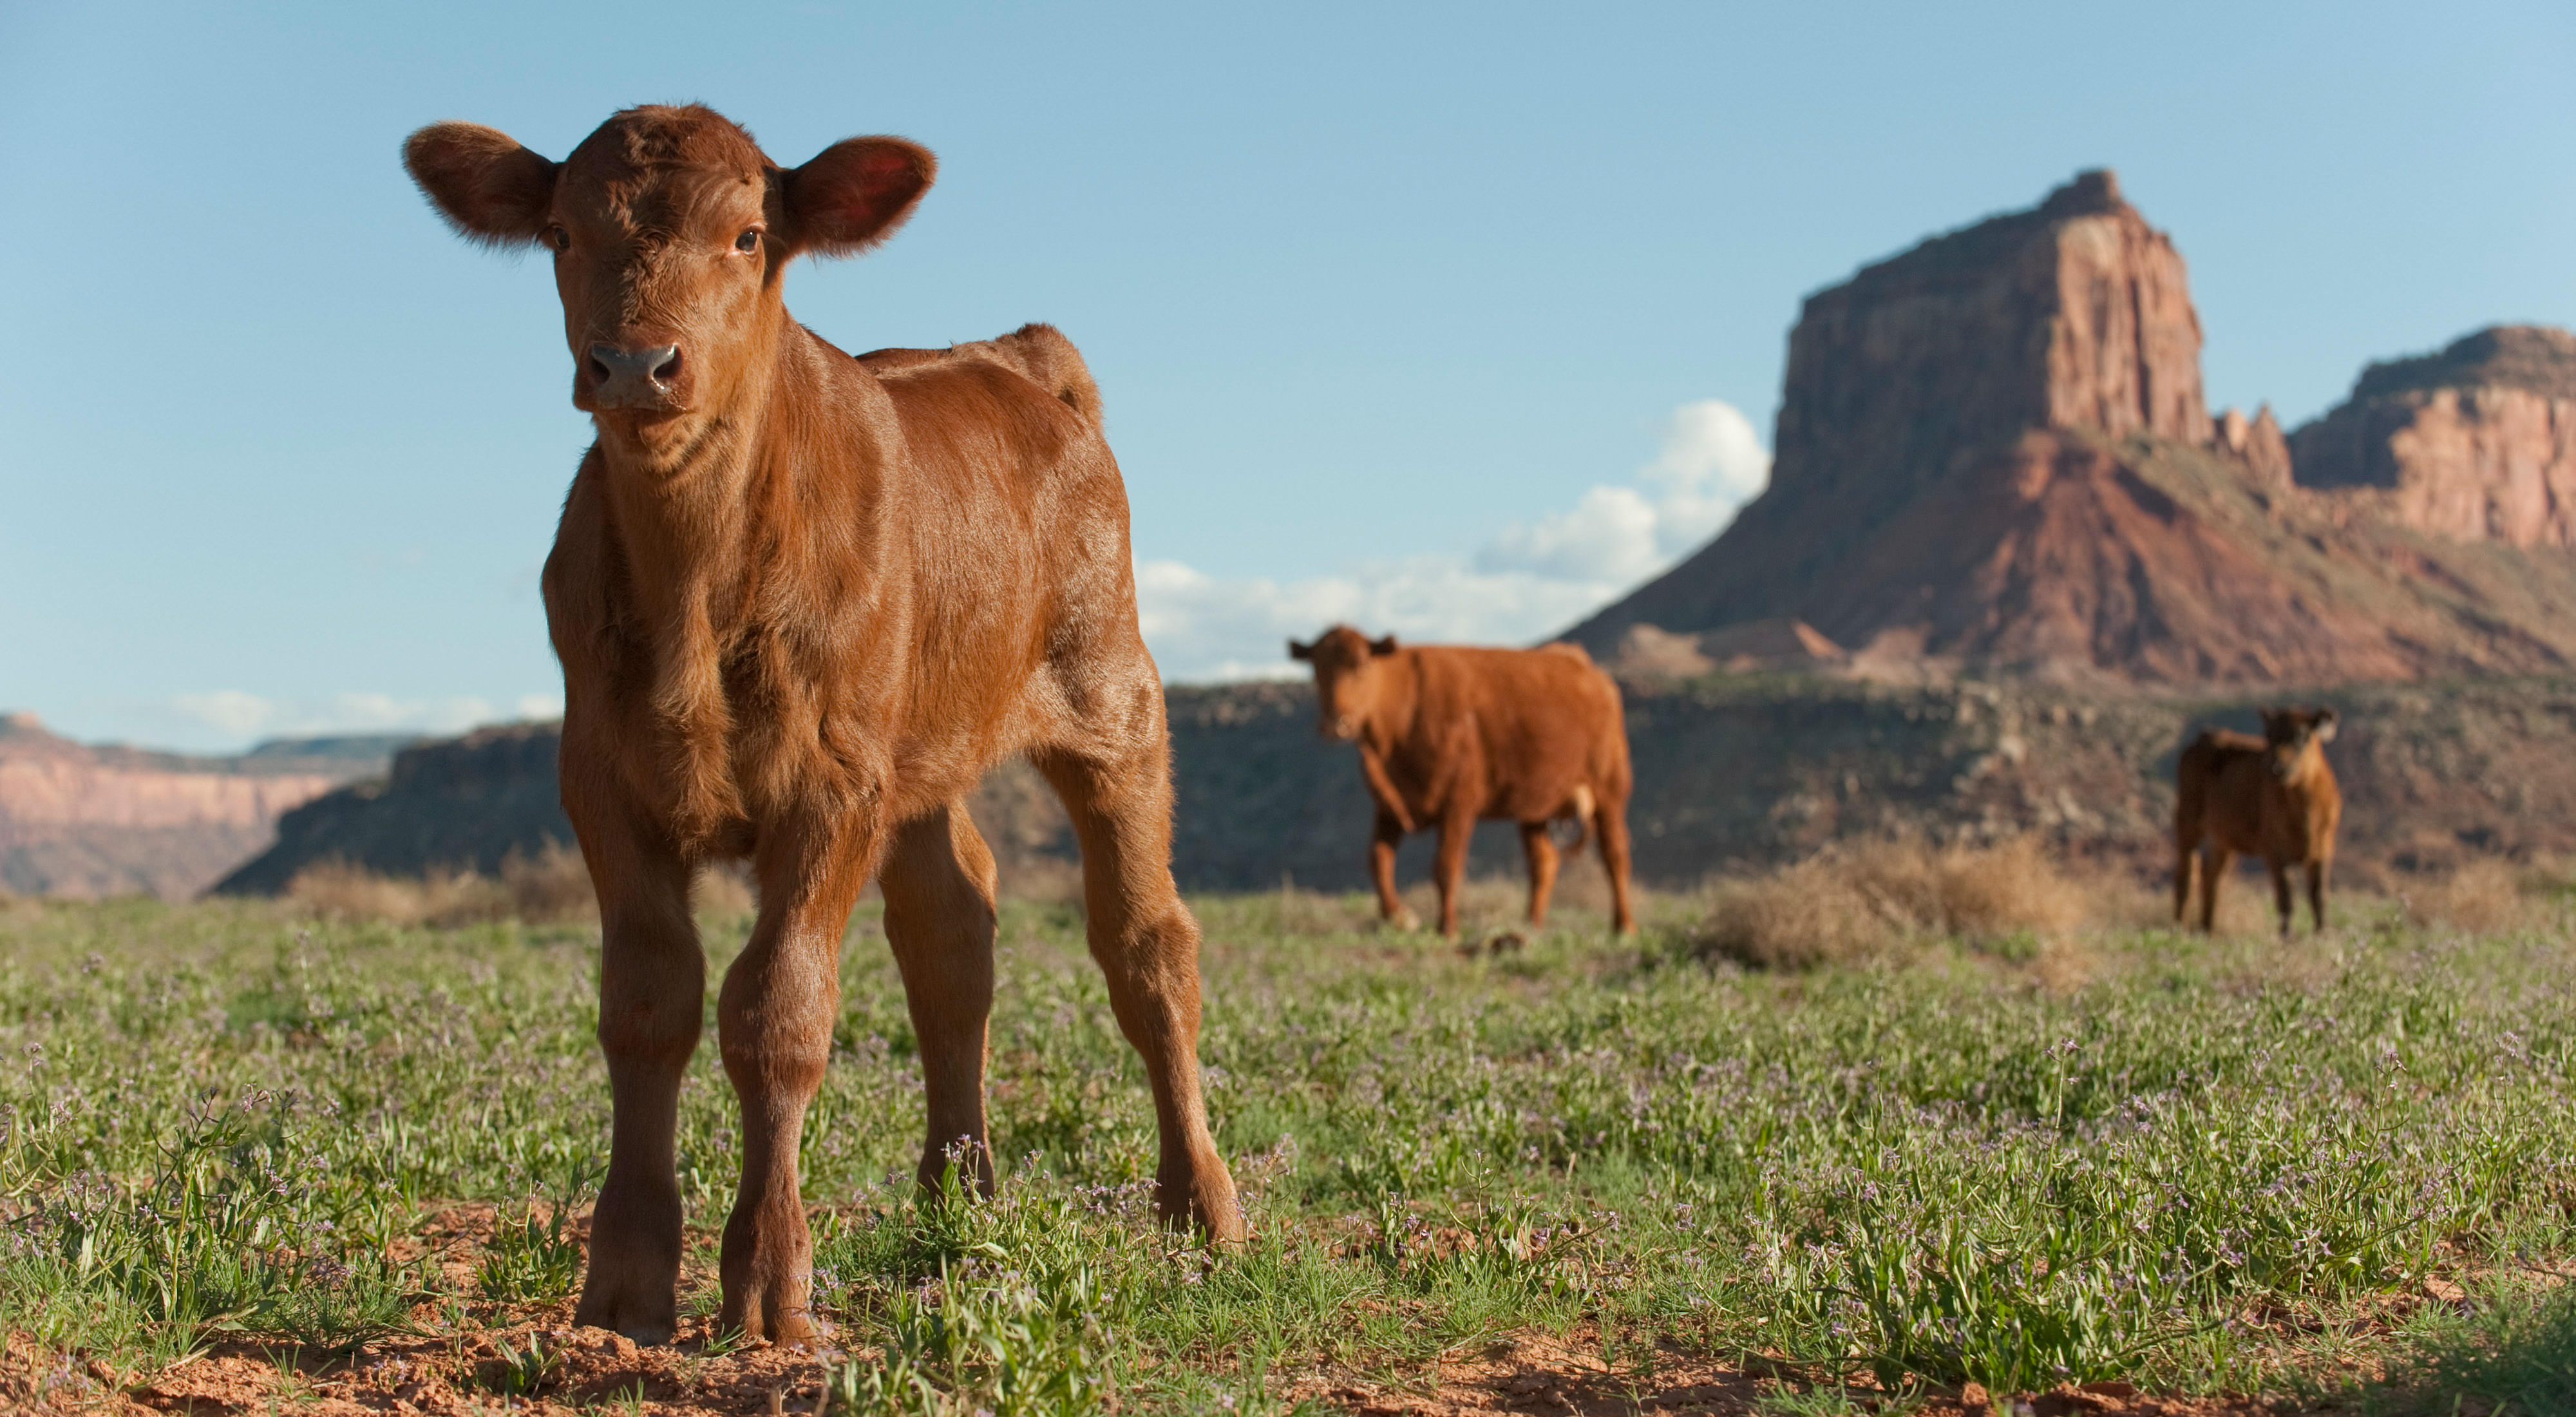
(1370, 635), (1400, 656)
(403, 122), (559, 248)
(1287, 639), (1313, 661)
(786, 137), (936, 258)
(2314, 708), (2338, 743)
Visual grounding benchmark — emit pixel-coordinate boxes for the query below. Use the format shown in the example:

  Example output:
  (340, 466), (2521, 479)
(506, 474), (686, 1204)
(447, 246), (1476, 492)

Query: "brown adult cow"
(2172, 706), (2343, 937)
(401, 104), (1240, 1345)
(1287, 626), (1636, 938)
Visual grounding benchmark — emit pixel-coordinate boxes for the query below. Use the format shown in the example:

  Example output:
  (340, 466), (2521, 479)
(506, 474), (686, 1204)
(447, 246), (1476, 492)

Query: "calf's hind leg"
(2197, 846), (2232, 933)
(880, 802), (1000, 1197)
(2306, 859), (2331, 935)
(1518, 821), (1560, 927)
(1037, 741), (1244, 1242)
(573, 809), (703, 1345)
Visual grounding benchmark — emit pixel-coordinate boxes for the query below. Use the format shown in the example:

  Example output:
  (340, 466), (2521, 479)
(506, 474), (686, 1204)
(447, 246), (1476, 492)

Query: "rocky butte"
(1568, 170), (2576, 687)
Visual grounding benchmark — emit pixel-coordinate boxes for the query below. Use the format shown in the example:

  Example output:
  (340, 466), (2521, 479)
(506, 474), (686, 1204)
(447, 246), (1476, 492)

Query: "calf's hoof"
(1158, 1158), (1245, 1246)
(718, 1281), (827, 1347)
(1385, 907), (1423, 933)
(573, 1276), (678, 1347)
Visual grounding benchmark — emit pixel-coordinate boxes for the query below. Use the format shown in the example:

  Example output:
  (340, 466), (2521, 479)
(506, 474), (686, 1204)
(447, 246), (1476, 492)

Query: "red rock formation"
(2211, 405), (2293, 491)
(0, 714), (396, 899)
(2289, 325), (2576, 548)
(1567, 174), (2576, 686)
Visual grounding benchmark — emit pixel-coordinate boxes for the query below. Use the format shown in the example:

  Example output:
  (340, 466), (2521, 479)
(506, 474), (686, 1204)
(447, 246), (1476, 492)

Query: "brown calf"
(2173, 706), (2343, 937)
(1287, 627), (1636, 937)
(402, 104), (1240, 1345)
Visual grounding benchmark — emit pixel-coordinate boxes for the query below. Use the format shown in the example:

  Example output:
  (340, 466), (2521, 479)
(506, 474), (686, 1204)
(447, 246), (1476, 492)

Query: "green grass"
(3, 889), (2575, 1412)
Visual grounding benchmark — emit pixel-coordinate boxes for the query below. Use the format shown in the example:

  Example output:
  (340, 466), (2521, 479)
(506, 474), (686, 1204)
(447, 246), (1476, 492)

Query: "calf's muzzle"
(585, 341), (685, 410)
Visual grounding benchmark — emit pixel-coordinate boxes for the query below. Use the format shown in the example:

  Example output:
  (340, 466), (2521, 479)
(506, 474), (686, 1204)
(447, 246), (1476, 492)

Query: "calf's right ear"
(1287, 639), (1313, 661)
(402, 123), (558, 248)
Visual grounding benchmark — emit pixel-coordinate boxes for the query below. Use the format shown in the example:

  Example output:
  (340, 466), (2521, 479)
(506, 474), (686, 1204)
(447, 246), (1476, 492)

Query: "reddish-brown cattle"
(402, 104), (1239, 1345)
(1287, 626), (1636, 937)
(2173, 706), (2343, 937)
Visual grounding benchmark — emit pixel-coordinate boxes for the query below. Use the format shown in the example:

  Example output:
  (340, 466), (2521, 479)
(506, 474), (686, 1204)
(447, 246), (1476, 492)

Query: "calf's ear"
(1287, 639), (1313, 661)
(2314, 708), (2338, 743)
(403, 123), (558, 248)
(786, 137), (936, 258)
(1370, 635), (1400, 656)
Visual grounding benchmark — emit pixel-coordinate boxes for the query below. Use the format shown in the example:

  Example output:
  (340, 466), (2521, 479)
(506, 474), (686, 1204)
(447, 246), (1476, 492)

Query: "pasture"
(5, 869), (2575, 1415)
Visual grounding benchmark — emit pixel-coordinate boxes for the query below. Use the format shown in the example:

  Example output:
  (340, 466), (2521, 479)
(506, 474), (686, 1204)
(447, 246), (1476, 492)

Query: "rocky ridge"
(0, 713), (403, 899)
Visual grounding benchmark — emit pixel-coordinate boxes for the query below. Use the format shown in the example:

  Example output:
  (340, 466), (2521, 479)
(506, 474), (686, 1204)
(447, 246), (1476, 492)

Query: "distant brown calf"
(403, 104), (1239, 1345)
(1288, 627), (1636, 937)
(2174, 707), (2343, 937)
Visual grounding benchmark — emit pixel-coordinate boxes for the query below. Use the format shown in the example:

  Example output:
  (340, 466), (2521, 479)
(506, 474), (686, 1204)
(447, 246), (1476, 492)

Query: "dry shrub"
(1689, 837), (2089, 971)
(287, 844), (600, 927)
(2401, 857), (2547, 936)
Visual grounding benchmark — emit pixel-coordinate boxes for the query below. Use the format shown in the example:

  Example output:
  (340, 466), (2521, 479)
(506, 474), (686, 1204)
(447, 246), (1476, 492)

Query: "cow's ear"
(1287, 638), (1312, 661)
(786, 137), (935, 258)
(403, 123), (558, 248)
(2314, 708), (2338, 743)
(1370, 634), (1400, 656)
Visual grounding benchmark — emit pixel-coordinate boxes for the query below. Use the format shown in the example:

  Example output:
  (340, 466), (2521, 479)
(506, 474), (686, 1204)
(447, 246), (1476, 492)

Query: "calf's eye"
(543, 226), (571, 253)
(734, 229), (761, 253)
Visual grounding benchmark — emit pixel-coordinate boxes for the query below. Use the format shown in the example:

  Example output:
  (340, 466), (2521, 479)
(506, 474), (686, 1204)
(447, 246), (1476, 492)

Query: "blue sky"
(3, 1), (2570, 752)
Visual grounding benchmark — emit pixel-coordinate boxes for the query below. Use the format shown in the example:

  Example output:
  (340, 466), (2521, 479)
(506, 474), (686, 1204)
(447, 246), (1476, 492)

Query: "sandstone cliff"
(0, 713), (402, 899)
(1569, 173), (2576, 687)
(2288, 325), (2576, 547)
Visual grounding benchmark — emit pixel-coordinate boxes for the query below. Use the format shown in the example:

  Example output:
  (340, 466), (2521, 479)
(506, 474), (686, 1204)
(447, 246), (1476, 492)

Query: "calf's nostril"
(651, 348), (682, 384)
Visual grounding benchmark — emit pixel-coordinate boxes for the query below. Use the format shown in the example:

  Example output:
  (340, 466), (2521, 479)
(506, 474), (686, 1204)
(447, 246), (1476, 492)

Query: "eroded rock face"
(2289, 325), (2576, 547)
(0, 714), (398, 899)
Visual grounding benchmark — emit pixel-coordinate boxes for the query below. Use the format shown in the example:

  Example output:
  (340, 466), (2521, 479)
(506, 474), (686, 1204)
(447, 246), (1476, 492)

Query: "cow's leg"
(715, 810), (879, 1344)
(1519, 821), (1560, 928)
(1370, 810), (1419, 931)
(1433, 808), (1475, 938)
(2267, 859), (2295, 939)
(2172, 835), (2195, 925)
(572, 808), (703, 1345)
(2197, 846), (2231, 933)
(880, 801), (999, 1196)
(1036, 744), (1244, 1242)
(2306, 859), (2331, 935)
(1595, 791), (1637, 936)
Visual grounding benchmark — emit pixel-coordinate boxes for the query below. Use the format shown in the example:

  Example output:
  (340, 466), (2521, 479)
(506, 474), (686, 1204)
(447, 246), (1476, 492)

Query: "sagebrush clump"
(1688, 836), (2088, 969)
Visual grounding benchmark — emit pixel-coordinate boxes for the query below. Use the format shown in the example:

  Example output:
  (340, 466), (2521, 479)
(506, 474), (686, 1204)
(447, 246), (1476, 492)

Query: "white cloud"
(167, 690), (546, 743)
(1141, 399), (1770, 683)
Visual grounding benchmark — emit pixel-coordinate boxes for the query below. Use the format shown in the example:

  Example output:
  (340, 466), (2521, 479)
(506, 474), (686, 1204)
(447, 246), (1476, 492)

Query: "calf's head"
(402, 104), (933, 444)
(1287, 625), (1401, 741)
(2259, 705), (2338, 782)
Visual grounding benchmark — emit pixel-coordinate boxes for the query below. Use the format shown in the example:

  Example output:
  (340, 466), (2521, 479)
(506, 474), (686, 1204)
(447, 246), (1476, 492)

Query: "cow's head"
(402, 104), (933, 454)
(1288, 625), (1401, 741)
(2258, 705), (2338, 782)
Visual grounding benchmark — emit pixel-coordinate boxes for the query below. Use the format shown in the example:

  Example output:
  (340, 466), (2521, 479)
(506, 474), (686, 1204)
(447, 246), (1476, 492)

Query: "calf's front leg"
(570, 807), (703, 1345)
(716, 810), (880, 1344)
(1370, 810), (1418, 931)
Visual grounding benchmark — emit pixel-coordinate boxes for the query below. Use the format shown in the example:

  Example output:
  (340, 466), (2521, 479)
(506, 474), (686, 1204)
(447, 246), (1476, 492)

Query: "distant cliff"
(209, 677), (2576, 899)
(1566, 172), (2576, 688)
(2289, 325), (2576, 547)
(0, 713), (403, 899)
